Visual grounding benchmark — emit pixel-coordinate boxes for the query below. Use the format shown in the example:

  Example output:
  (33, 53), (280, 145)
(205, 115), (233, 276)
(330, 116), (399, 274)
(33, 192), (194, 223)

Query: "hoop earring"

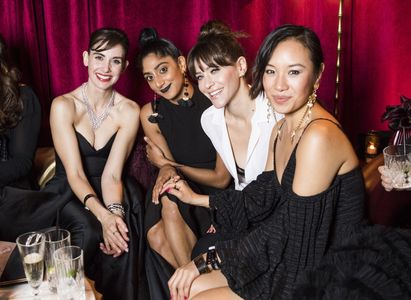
(177, 73), (193, 107)
(148, 93), (164, 123)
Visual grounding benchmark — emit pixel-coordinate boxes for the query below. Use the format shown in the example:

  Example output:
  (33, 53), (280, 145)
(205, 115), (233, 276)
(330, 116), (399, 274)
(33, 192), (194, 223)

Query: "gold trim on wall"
(334, 0), (343, 118)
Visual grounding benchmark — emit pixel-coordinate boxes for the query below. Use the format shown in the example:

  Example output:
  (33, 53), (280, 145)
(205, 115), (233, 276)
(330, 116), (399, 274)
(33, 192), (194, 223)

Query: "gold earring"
(307, 87), (318, 112)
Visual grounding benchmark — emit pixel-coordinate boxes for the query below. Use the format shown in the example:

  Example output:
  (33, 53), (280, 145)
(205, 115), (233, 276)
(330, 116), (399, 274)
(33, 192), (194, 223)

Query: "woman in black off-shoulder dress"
(163, 25), (411, 300)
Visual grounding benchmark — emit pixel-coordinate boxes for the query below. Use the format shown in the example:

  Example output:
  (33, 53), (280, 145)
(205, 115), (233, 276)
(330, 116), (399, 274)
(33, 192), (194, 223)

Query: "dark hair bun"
(138, 27), (159, 48)
(199, 20), (247, 41)
(199, 20), (232, 38)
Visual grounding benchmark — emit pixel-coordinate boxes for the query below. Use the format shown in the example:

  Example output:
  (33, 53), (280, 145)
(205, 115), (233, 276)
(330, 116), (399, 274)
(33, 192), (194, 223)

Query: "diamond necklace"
(81, 83), (115, 130)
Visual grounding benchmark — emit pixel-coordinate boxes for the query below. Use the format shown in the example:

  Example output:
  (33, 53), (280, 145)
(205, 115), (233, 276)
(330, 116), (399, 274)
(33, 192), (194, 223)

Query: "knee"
(161, 197), (181, 222)
(147, 222), (166, 250)
(61, 209), (101, 255)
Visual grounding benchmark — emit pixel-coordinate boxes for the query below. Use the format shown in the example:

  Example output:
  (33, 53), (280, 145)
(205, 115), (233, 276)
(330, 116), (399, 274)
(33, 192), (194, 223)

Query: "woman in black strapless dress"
(1, 28), (148, 299)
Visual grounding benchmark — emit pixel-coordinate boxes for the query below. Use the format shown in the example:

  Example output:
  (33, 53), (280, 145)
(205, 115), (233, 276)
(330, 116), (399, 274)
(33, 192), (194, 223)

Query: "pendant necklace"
(277, 97), (316, 143)
(81, 83), (115, 130)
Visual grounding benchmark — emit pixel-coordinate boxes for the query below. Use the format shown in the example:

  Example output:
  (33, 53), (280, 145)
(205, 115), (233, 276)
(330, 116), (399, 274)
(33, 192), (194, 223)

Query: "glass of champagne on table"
(16, 232), (46, 299)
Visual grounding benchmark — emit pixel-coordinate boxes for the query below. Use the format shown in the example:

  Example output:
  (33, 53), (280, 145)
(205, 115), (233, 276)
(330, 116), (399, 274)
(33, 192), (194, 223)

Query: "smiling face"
(83, 43), (128, 90)
(194, 58), (245, 109)
(142, 53), (186, 101)
(262, 38), (322, 115)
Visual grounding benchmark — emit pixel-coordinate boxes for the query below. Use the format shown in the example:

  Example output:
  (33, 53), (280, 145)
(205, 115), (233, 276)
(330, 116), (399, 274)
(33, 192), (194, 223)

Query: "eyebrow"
(266, 63), (306, 68)
(143, 61), (168, 76)
(195, 62), (219, 74)
(91, 52), (124, 61)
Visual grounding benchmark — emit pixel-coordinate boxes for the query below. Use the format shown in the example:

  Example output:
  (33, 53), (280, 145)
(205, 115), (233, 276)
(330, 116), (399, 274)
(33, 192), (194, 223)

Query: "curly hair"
(0, 35), (22, 134)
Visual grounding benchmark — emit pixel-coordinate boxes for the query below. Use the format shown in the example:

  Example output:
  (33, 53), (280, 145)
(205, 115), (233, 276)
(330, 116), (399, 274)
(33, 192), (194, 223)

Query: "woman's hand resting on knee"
(161, 177), (210, 208)
(152, 165), (178, 204)
(169, 260), (200, 300)
(99, 211), (129, 257)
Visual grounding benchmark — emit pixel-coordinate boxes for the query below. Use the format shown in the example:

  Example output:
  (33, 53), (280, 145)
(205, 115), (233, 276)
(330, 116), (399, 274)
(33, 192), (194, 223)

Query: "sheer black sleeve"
(0, 86), (41, 186)
(209, 171), (279, 237)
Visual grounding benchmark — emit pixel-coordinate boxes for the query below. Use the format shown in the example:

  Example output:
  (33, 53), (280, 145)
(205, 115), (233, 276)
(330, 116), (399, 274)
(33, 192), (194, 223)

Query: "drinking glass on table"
(44, 228), (71, 293)
(54, 245), (85, 300)
(383, 144), (411, 189)
(16, 232), (46, 299)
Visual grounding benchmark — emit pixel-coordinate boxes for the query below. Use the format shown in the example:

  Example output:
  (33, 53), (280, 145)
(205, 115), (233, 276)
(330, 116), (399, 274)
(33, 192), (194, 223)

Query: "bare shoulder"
(114, 94), (140, 120)
(51, 92), (77, 114)
(298, 119), (358, 172)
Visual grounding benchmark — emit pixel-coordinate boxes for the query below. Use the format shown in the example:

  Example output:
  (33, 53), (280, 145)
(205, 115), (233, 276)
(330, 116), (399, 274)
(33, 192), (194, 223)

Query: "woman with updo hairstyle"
(138, 27), (231, 298)
(187, 20), (282, 192)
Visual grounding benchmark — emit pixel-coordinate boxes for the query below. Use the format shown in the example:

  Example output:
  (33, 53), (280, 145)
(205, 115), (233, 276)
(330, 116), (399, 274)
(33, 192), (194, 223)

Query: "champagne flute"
(44, 228), (71, 293)
(16, 232), (46, 299)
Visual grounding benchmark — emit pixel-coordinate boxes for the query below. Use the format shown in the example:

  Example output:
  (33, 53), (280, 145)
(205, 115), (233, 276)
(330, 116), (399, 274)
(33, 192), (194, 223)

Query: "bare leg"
(162, 196), (197, 266)
(147, 220), (179, 268)
(189, 270), (229, 299)
(191, 287), (243, 300)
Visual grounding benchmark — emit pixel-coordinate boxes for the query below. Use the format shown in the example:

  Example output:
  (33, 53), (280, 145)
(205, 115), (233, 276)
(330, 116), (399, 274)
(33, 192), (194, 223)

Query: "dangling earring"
(266, 98), (272, 123)
(306, 87), (318, 119)
(265, 95), (278, 124)
(289, 86), (318, 143)
(148, 93), (164, 123)
(177, 73), (193, 107)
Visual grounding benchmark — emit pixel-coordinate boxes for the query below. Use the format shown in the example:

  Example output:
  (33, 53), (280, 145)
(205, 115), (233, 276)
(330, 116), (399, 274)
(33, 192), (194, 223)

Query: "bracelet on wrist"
(206, 246), (221, 270)
(107, 203), (125, 218)
(193, 254), (211, 275)
(83, 194), (97, 210)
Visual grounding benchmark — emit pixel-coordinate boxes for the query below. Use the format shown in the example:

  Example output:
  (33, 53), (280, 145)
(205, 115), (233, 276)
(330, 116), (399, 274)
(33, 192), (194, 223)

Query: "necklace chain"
(277, 98), (315, 143)
(81, 83), (115, 130)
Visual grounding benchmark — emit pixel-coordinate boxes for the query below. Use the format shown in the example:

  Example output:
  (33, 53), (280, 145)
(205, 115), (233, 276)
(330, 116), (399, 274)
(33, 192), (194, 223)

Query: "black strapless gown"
(0, 132), (149, 299)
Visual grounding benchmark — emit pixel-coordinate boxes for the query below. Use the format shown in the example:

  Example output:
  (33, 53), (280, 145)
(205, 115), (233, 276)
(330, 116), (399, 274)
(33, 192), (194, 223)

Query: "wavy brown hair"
(0, 35), (22, 134)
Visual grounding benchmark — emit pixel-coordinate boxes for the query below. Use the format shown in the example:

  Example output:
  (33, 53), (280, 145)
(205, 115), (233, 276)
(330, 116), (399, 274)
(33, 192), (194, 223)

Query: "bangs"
(91, 40), (113, 52)
(188, 41), (234, 78)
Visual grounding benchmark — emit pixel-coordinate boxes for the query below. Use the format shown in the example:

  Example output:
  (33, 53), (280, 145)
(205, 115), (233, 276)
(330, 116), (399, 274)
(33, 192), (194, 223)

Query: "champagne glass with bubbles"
(16, 232), (46, 299)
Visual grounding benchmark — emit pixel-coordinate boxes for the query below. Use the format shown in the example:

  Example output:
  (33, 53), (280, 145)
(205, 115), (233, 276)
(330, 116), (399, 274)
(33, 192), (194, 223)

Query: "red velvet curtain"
(1, 0), (410, 147)
(340, 0), (411, 142)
